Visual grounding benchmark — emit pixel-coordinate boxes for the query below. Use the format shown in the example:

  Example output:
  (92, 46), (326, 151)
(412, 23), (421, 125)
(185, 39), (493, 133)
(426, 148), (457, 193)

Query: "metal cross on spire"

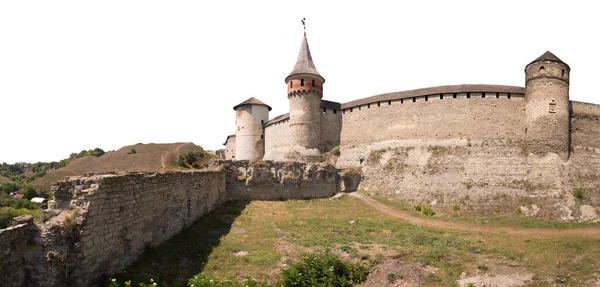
(301, 18), (306, 36)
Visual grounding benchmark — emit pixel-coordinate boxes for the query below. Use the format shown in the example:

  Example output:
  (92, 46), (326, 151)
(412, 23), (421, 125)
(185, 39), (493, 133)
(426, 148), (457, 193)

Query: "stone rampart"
(224, 160), (338, 200)
(50, 171), (226, 286)
(571, 101), (600, 149)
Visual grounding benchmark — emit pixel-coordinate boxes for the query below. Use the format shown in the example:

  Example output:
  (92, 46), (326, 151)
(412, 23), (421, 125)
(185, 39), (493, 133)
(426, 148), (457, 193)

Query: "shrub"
(332, 147), (340, 157)
(181, 152), (198, 167)
(281, 251), (368, 287)
(128, 148), (137, 155)
(187, 274), (264, 287)
(414, 204), (435, 216)
(0, 207), (36, 229)
(573, 188), (585, 200)
(452, 205), (461, 212)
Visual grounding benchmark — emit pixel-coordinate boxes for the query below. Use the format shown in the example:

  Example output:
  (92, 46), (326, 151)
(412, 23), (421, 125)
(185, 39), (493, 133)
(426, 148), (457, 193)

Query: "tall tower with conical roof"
(524, 51), (570, 160)
(285, 30), (325, 152)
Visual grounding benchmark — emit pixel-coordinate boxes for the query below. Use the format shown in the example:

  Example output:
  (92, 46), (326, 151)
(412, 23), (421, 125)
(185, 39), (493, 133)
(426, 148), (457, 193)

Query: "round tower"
(524, 51), (570, 160)
(285, 33), (325, 150)
(233, 97), (271, 161)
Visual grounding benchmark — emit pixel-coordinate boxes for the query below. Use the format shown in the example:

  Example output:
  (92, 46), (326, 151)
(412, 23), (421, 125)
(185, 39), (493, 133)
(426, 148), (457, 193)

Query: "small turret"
(524, 51), (570, 160)
(286, 33), (324, 150)
(233, 97), (271, 161)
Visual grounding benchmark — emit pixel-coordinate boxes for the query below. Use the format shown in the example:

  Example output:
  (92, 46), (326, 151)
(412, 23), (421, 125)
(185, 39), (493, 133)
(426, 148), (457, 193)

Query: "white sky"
(1, 1), (598, 164)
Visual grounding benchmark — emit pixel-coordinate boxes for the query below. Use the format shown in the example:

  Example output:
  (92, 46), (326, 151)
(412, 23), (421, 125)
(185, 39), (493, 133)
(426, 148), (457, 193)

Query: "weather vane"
(301, 18), (306, 35)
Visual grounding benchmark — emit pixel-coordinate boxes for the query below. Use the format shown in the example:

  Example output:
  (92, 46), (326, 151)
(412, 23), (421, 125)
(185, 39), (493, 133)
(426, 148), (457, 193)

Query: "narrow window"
(466, 93), (471, 99)
(453, 93), (457, 98)
(539, 66), (545, 72)
(496, 92), (500, 98)
(312, 79), (315, 87)
(425, 95), (428, 101)
(290, 81), (292, 88)
(400, 99), (403, 104)
(388, 100), (391, 105)
(412, 97), (416, 102)
(367, 103), (370, 109)
(377, 102), (381, 107)
(508, 93), (511, 99)
(261, 135), (264, 139)
(342, 109), (345, 114)
(482, 93), (485, 98)
(301, 79), (304, 86)
(333, 110), (337, 114)
(440, 94), (443, 99)
(322, 108), (326, 113)
(358, 106), (361, 110)
(350, 107), (353, 112)
(562, 69), (565, 76)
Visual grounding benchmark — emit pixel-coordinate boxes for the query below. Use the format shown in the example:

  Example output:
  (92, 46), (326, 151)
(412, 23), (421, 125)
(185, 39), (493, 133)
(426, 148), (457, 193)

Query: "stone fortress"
(225, 32), (573, 163)
(224, 30), (600, 221)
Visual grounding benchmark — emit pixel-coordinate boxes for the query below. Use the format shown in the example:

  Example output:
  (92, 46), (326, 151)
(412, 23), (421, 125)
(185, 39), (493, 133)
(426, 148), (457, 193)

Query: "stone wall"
(571, 101), (600, 149)
(224, 160), (338, 201)
(51, 171), (226, 286)
(264, 117), (293, 161)
(320, 108), (342, 150)
(0, 217), (36, 287)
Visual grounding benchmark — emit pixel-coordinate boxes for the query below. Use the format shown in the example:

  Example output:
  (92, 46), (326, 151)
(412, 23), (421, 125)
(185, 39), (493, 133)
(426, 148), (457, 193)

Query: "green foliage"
(573, 188), (586, 200)
(452, 205), (461, 212)
(20, 184), (38, 200)
(280, 251), (368, 287)
(386, 272), (402, 283)
(0, 207), (37, 229)
(104, 276), (160, 287)
(331, 147), (340, 157)
(414, 204), (435, 216)
(181, 152), (198, 167)
(128, 148), (137, 155)
(187, 274), (265, 287)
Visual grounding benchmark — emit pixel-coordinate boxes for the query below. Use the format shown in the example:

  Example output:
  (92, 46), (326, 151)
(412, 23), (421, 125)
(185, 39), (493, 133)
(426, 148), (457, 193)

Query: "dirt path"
(349, 192), (600, 237)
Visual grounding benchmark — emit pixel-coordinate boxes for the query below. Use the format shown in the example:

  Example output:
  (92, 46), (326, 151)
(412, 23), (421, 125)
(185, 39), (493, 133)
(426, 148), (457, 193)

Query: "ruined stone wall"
(0, 219), (35, 286)
(571, 101), (600, 149)
(224, 160), (338, 201)
(50, 171), (226, 286)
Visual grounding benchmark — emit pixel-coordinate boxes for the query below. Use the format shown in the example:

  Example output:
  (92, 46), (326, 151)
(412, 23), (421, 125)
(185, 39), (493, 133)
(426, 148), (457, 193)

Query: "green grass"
(372, 195), (600, 229)
(117, 196), (600, 287)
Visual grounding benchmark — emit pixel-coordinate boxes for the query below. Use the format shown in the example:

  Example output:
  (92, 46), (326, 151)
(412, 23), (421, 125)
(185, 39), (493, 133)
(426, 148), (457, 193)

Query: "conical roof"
(285, 35), (325, 83)
(527, 51), (570, 70)
(233, 97), (272, 111)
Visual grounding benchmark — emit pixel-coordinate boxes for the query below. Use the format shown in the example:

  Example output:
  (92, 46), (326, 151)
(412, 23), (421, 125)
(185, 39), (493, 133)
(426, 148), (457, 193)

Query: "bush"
(187, 274), (264, 287)
(0, 207), (36, 229)
(281, 251), (368, 287)
(128, 148), (137, 155)
(414, 204), (435, 216)
(573, 188), (585, 200)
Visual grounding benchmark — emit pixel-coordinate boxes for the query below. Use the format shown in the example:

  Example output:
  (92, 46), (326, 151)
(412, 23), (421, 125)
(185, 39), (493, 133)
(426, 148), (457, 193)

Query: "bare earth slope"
(0, 175), (12, 184)
(33, 142), (206, 190)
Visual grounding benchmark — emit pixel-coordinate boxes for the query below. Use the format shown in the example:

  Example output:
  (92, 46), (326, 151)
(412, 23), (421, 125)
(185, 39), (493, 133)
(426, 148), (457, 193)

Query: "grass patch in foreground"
(118, 196), (600, 286)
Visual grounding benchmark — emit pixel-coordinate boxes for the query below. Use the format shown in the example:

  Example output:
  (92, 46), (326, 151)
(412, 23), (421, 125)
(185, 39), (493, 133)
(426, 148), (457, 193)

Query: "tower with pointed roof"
(285, 32), (325, 152)
(524, 51), (571, 160)
(233, 97), (271, 160)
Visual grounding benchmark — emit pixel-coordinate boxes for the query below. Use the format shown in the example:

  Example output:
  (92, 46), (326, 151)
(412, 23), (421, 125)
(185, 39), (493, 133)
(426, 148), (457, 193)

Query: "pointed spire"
(528, 51), (570, 70)
(285, 34), (324, 83)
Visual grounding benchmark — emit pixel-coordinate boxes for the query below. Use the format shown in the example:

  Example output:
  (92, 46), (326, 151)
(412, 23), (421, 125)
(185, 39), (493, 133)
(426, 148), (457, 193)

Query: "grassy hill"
(0, 175), (11, 184)
(33, 142), (211, 190)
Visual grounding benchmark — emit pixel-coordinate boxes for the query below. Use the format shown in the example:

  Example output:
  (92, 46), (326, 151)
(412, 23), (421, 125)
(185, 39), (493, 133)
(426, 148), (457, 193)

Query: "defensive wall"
(0, 161), (340, 287)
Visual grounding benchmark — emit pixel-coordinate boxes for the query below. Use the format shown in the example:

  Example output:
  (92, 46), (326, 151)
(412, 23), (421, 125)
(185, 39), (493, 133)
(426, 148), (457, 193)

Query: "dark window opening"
(367, 103), (370, 109)
(261, 120), (264, 125)
(440, 94), (443, 99)
(453, 93), (457, 98)
(261, 135), (264, 139)
(301, 79), (304, 86)
(289, 81), (292, 88)
(425, 95), (428, 101)
(358, 106), (361, 110)
(508, 93), (511, 99)
(377, 102), (381, 107)
(388, 100), (391, 105)
(350, 108), (353, 112)
(322, 108), (326, 113)
(466, 93), (471, 99)
(539, 66), (545, 71)
(333, 110), (337, 114)
(342, 110), (345, 114)
(496, 92), (500, 98)
(412, 97), (416, 102)
(562, 69), (565, 76)
(312, 79), (315, 87)
(482, 93), (486, 98)
(400, 99), (404, 104)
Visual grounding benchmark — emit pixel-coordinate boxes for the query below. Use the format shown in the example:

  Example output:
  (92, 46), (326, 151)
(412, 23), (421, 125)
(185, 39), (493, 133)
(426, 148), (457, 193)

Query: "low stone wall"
(224, 160), (339, 200)
(51, 171), (227, 286)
